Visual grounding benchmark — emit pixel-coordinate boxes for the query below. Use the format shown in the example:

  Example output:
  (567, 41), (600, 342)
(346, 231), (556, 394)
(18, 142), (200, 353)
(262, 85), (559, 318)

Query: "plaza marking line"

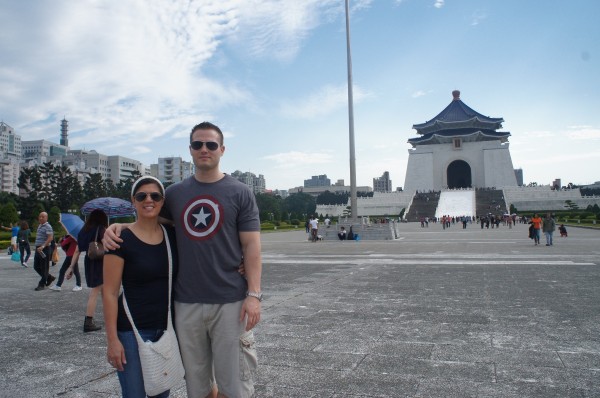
(262, 259), (595, 266)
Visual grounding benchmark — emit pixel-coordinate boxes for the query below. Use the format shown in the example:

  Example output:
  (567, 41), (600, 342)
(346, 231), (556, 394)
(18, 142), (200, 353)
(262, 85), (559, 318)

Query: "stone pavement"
(1, 222), (599, 397)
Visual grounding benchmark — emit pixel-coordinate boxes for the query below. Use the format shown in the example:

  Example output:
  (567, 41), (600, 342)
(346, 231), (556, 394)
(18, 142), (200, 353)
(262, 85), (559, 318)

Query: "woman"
(103, 176), (197, 398)
(17, 221), (32, 267)
(50, 234), (82, 291)
(66, 208), (108, 332)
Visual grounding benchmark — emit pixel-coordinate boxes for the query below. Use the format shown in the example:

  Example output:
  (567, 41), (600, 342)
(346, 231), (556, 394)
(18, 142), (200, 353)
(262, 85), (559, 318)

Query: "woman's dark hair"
(20, 220), (29, 230)
(83, 209), (108, 232)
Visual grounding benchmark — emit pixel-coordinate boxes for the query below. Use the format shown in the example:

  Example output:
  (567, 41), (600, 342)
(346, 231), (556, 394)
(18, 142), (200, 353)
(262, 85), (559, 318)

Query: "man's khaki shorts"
(175, 300), (258, 398)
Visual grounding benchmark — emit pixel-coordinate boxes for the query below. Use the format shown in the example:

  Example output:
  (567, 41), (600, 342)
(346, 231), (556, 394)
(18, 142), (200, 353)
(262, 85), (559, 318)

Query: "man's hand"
(240, 296), (261, 331)
(102, 224), (124, 250)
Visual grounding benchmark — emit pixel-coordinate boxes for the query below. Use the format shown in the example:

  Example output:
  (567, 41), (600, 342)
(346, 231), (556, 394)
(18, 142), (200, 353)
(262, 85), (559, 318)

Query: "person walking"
(66, 209), (108, 332)
(309, 216), (319, 242)
(530, 213), (543, 245)
(104, 122), (262, 398)
(50, 234), (82, 291)
(33, 212), (56, 291)
(542, 213), (556, 246)
(2, 222), (20, 254)
(17, 221), (32, 268)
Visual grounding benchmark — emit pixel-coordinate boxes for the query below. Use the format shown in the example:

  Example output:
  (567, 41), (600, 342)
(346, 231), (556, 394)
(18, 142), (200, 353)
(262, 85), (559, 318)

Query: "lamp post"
(345, 0), (357, 220)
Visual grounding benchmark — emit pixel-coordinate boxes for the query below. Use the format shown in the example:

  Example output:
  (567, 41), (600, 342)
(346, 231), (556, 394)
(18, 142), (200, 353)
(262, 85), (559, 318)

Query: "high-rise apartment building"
(0, 122), (22, 160)
(231, 170), (266, 193)
(154, 157), (194, 184)
(0, 159), (20, 195)
(373, 171), (392, 193)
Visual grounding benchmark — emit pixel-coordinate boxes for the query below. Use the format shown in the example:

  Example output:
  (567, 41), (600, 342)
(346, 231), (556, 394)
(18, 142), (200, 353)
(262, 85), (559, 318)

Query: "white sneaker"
(49, 285), (61, 291)
(21, 262), (28, 268)
(72, 286), (82, 291)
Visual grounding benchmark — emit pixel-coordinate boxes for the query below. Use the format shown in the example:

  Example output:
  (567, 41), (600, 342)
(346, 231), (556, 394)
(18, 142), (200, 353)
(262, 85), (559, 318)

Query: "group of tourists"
(528, 213), (566, 246)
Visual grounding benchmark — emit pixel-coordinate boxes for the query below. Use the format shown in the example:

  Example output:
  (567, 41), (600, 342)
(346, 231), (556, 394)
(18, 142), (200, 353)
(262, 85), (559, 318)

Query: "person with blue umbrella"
(49, 214), (84, 292)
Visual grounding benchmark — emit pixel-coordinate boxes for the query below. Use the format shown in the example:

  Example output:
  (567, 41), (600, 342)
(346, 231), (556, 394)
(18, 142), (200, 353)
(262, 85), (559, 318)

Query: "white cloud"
(434, 0), (445, 9)
(412, 90), (429, 98)
(280, 84), (370, 119)
(0, 0), (344, 162)
(471, 11), (488, 26)
(566, 126), (600, 140)
(263, 151), (334, 168)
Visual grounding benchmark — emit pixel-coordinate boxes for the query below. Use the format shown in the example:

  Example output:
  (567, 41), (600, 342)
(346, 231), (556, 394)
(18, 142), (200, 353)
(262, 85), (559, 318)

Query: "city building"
(0, 159), (20, 195)
(21, 139), (69, 161)
(231, 170), (266, 194)
(304, 175), (331, 188)
(289, 184), (372, 198)
(373, 171), (392, 193)
(514, 168), (524, 186)
(0, 122), (22, 161)
(107, 155), (145, 184)
(154, 156), (194, 184)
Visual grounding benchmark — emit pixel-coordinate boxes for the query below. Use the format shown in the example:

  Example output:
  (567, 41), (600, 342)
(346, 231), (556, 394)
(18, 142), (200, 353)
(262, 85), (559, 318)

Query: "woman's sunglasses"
(133, 192), (164, 202)
(190, 141), (220, 151)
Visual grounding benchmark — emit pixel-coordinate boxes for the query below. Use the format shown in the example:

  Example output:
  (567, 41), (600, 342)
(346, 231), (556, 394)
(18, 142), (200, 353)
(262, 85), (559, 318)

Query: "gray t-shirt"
(161, 175), (260, 304)
(35, 222), (53, 247)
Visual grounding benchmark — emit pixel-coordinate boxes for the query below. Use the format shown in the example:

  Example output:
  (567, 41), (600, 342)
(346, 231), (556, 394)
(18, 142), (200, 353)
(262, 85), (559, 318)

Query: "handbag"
(52, 248), (60, 263)
(11, 252), (21, 262)
(87, 227), (105, 260)
(122, 225), (185, 396)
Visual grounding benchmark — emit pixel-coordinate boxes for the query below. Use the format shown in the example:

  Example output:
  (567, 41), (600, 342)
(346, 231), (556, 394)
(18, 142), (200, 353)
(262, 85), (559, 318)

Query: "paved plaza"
(1, 222), (599, 397)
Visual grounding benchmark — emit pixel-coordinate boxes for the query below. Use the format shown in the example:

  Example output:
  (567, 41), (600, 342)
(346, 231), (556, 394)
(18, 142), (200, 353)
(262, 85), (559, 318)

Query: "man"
(542, 213), (556, 246)
(105, 122), (261, 398)
(309, 215), (319, 242)
(33, 212), (55, 291)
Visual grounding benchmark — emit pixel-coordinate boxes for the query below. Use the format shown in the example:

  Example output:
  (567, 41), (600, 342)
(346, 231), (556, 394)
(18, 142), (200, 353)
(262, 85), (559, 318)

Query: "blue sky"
(1, 0), (599, 190)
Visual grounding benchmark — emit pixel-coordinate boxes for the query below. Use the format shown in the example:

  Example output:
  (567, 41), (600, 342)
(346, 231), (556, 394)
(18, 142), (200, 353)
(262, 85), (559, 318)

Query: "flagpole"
(345, 0), (358, 220)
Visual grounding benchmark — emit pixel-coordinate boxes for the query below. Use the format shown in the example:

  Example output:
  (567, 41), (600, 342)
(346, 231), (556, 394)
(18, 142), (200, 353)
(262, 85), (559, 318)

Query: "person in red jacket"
(50, 234), (82, 291)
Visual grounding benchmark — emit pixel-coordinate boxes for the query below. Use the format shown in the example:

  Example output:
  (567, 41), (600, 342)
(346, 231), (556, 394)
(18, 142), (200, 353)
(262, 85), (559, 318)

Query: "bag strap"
(122, 225), (173, 345)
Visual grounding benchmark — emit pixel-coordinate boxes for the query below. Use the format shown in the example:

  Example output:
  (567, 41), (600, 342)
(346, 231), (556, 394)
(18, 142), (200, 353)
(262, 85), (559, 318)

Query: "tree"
(51, 165), (81, 211)
(18, 166), (44, 221)
(316, 191), (348, 205)
(255, 193), (282, 221)
(113, 170), (143, 199)
(83, 173), (107, 201)
(48, 206), (61, 232)
(0, 202), (20, 226)
(283, 193), (315, 220)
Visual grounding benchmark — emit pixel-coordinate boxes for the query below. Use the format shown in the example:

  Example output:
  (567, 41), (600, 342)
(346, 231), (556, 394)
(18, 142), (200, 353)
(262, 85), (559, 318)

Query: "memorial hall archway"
(447, 160), (472, 189)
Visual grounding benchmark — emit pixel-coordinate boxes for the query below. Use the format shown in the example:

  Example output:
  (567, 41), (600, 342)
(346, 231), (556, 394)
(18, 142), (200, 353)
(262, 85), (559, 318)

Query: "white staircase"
(435, 190), (476, 218)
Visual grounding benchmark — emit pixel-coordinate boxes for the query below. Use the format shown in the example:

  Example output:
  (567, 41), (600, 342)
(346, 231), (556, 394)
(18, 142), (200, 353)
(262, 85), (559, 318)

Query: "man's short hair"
(190, 121), (224, 145)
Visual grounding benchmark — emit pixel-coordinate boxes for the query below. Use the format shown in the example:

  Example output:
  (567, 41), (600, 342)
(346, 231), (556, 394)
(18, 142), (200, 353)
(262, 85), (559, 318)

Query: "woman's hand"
(106, 339), (127, 371)
(65, 266), (73, 280)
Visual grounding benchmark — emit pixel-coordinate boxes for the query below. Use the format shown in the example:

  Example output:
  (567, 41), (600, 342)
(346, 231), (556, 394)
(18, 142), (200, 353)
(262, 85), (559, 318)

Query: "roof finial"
(452, 90), (460, 100)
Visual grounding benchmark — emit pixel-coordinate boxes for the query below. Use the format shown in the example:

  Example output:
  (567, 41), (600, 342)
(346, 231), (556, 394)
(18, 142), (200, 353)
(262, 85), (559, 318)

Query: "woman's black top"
(107, 226), (178, 331)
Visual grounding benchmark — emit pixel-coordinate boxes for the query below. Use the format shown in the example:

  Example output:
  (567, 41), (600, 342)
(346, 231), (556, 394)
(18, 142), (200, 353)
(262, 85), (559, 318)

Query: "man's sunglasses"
(190, 141), (220, 151)
(133, 192), (164, 202)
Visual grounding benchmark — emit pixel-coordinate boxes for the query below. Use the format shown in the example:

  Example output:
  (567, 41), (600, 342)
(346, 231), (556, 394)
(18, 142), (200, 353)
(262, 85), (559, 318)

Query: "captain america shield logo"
(181, 195), (224, 240)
